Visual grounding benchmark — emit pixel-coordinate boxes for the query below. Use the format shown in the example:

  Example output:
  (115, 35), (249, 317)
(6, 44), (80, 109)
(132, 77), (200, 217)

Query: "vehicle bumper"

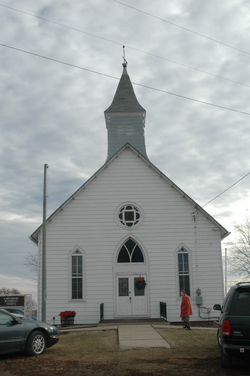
(223, 343), (250, 358)
(48, 335), (59, 348)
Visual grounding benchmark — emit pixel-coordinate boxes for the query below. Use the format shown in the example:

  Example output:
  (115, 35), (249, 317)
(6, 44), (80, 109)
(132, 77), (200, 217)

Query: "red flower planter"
(59, 311), (76, 326)
(61, 317), (75, 327)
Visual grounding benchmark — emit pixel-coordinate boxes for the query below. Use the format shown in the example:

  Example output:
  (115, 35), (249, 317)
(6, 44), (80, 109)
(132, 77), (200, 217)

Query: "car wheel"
(217, 329), (221, 347)
(221, 347), (231, 368)
(26, 330), (47, 356)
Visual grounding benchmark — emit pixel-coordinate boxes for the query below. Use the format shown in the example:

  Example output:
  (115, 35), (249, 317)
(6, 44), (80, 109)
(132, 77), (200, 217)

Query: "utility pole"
(225, 248), (227, 296)
(42, 164), (48, 322)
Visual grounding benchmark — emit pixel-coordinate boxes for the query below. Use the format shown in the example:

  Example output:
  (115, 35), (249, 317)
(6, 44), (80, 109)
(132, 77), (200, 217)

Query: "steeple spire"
(104, 62), (147, 161)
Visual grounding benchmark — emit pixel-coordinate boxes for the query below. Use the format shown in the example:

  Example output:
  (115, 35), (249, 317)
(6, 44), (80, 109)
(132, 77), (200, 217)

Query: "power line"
(0, 3), (121, 45)
(132, 81), (250, 115)
(128, 47), (250, 89)
(0, 43), (119, 79)
(0, 264), (35, 280)
(202, 171), (250, 207)
(1, 42), (250, 116)
(113, 0), (250, 56)
(0, 3), (249, 89)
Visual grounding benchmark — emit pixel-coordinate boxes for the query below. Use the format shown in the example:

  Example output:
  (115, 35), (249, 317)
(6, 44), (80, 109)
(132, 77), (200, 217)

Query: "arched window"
(117, 238), (144, 263)
(178, 246), (190, 296)
(70, 247), (85, 300)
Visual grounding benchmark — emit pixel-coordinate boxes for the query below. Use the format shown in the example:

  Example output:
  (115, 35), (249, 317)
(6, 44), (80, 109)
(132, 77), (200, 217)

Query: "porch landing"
(99, 318), (169, 325)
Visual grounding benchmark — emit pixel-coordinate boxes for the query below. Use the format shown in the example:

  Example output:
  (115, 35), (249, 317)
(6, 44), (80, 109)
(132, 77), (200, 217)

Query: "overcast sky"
(1, 0), (249, 302)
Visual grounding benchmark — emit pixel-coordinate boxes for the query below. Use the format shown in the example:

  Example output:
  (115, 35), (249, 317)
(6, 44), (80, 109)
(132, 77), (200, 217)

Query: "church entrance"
(116, 275), (147, 316)
(114, 237), (149, 317)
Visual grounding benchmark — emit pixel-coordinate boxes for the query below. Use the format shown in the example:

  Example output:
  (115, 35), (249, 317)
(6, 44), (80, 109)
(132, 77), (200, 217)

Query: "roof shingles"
(105, 68), (145, 113)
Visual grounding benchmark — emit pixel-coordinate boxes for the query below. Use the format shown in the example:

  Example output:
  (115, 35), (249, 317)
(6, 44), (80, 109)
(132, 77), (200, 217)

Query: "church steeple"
(104, 62), (148, 161)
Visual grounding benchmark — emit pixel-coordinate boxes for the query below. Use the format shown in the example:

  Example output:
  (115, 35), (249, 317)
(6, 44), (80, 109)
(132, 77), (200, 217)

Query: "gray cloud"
(1, 0), (249, 298)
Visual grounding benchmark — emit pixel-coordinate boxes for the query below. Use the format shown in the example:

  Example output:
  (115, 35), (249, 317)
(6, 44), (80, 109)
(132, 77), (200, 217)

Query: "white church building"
(30, 62), (229, 325)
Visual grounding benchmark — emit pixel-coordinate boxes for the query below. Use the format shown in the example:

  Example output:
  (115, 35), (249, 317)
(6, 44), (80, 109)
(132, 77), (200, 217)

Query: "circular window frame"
(115, 203), (143, 230)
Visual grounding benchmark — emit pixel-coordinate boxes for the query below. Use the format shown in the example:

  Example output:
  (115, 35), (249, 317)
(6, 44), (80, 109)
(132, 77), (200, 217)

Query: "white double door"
(116, 275), (147, 316)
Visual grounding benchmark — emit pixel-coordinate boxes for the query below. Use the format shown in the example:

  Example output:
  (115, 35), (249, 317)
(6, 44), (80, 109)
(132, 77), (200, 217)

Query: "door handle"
(129, 297), (131, 304)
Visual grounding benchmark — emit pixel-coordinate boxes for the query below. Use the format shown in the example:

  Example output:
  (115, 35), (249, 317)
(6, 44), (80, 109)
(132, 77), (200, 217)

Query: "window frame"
(115, 202), (143, 230)
(117, 238), (144, 264)
(69, 246), (86, 302)
(0, 311), (13, 325)
(175, 244), (192, 299)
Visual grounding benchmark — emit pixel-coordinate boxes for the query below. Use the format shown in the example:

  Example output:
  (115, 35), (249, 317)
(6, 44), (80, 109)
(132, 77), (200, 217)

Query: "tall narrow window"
(72, 249), (83, 299)
(178, 247), (190, 296)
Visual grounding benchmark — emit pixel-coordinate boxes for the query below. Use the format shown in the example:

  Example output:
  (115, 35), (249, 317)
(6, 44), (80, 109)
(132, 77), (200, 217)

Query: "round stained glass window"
(117, 204), (142, 228)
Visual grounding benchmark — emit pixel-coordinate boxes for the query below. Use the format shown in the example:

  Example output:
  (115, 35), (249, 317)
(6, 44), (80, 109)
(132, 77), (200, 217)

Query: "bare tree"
(229, 216), (250, 278)
(0, 287), (21, 295)
(24, 252), (38, 275)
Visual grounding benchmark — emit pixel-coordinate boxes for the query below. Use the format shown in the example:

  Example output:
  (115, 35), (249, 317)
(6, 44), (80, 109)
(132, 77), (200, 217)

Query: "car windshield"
(229, 287), (250, 316)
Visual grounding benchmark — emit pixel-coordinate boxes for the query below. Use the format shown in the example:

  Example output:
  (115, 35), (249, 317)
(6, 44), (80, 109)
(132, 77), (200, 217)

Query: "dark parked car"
(213, 282), (250, 368)
(0, 309), (59, 356)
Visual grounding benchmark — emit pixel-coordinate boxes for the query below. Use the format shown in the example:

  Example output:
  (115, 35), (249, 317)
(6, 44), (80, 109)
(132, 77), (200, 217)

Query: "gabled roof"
(30, 143), (230, 244)
(104, 67), (145, 114)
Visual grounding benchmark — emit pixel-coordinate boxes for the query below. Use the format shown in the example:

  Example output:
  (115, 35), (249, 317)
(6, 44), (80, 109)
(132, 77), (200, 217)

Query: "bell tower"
(104, 60), (148, 161)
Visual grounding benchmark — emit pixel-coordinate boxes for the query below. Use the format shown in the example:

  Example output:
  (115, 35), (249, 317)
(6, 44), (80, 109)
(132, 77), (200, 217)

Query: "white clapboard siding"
(36, 147), (225, 324)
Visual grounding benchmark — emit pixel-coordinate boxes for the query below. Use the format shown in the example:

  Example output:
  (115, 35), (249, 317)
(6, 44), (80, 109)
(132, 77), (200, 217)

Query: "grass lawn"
(0, 327), (248, 375)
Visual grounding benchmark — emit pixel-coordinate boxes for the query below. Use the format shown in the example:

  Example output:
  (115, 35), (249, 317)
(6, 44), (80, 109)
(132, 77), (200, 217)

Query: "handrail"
(160, 301), (167, 320)
(100, 303), (104, 321)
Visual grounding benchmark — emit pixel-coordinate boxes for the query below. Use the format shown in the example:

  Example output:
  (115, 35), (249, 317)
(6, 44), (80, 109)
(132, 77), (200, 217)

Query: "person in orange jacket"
(180, 290), (193, 330)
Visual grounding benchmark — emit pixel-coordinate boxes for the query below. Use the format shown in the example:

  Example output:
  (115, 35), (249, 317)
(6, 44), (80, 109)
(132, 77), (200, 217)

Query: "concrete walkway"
(118, 325), (170, 350)
(59, 323), (216, 350)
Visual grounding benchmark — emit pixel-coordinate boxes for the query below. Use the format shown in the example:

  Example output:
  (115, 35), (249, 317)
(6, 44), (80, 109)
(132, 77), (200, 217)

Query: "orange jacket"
(180, 293), (193, 317)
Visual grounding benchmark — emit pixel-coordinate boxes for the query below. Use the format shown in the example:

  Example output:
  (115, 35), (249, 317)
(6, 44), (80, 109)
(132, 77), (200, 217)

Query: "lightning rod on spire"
(122, 45), (128, 67)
